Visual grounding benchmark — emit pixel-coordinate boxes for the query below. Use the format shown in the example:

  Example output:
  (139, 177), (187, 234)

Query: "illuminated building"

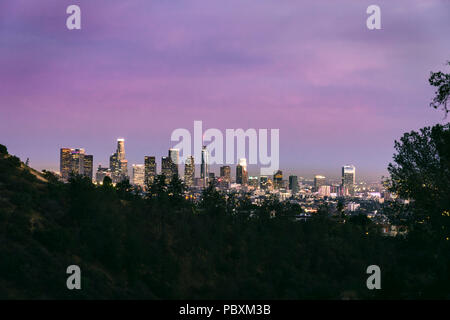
(132, 164), (145, 187)
(59, 147), (93, 182)
(144, 156), (157, 186)
(273, 170), (283, 189)
(184, 156), (195, 187)
(161, 156), (173, 183)
(314, 175), (326, 192)
(259, 176), (269, 190)
(236, 158), (248, 185)
(60, 148), (72, 181)
(110, 138), (129, 183)
(342, 165), (356, 196)
(289, 175), (299, 193)
(201, 146), (209, 187)
(220, 166), (231, 184)
(169, 148), (179, 177)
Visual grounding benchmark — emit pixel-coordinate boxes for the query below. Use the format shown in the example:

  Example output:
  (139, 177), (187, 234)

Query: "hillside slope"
(0, 144), (449, 299)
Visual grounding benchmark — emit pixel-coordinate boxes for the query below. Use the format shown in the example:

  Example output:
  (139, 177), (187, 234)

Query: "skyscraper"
(184, 156), (195, 187)
(144, 156), (157, 186)
(273, 170), (283, 189)
(161, 156), (173, 182)
(132, 164), (145, 187)
(60, 148), (72, 181)
(110, 138), (129, 183)
(314, 175), (326, 192)
(83, 154), (93, 181)
(220, 166), (231, 183)
(289, 175), (299, 194)
(342, 165), (356, 196)
(236, 158), (248, 185)
(201, 146), (209, 187)
(70, 148), (85, 175)
(95, 165), (111, 184)
(169, 148), (180, 177)
(248, 176), (259, 188)
(117, 138), (125, 159)
(59, 147), (93, 182)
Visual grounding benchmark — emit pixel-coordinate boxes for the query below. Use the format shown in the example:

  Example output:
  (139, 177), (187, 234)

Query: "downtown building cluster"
(60, 138), (358, 198)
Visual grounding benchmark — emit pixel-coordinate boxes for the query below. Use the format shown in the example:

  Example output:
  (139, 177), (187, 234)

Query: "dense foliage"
(429, 61), (450, 115)
(387, 124), (450, 241)
(0, 145), (449, 299)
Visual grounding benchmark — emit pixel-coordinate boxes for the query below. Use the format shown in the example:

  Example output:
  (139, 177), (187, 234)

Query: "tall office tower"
(220, 165), (231, 183)
(119, 159), (128, 177)
(70, 148), (85, 175)
(83, 155), (94, 181)
(132, 164), (145, 187)
(342, 165), (356, 196)
(314, 175), (326, 192)
(236, 158), (248, 185)
(184, 156), (195, 187)
(60, 148), (72, 181)
(161, 156), (173, 182)
(200, 146), (209, 187)
(169, 148), (180, 177)
(60, 148), (92, 182)
(259, 176), (269, 190)
(117, 138), (125, 160)
(110, 138), (129, 183)
(289, 175), (299, 194)
(144, 156), (157, 186)
(273, 170), (283, 189)
(96, 165), (111, 184)
(109, 153), (119, 173)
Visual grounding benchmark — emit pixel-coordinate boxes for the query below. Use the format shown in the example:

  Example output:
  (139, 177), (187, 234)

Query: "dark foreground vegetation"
(0, 143), (449, 299)
(1, 62), (449, 299)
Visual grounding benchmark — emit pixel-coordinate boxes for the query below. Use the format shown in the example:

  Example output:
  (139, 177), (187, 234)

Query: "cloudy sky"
(1, 0), (449, 180)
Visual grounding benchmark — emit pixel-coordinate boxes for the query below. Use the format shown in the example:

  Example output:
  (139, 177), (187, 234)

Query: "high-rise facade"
(220, 165), (231, 183)
(169, 148), (180, 177)
(132, 164), (145, 187)
(289, 175), (299, 193)
(110, 138), (128, 183)
(201, 146), (209, 187)
(273, 170), (283, 189)
(96, 165), (111, 184)
(161, 156), (173, 182)
(70, 148), (85, 175)
(83, 154), (93, 180)
(144, 156), (157, 186)
(184, 156), (195, 187)
(60, 148), (72, 181)
(314, 175), (326, 192)
(318, 185), (331, 197)
(60, 148), (93, 182)
(248, 176), (259, 188)
(236, 158), (248, 185)
(342, 165), (356, 196)
(117, 138), (125, 159)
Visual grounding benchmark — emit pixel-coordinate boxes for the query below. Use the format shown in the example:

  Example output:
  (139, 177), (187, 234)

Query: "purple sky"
(1, 0), (449, 180)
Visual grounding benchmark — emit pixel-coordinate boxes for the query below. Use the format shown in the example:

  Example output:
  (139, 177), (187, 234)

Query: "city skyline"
(1, 1), (450, 181)
(60, 137), (364, 185)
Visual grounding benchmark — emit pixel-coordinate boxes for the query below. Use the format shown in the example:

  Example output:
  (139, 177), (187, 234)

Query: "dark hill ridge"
(0, 144), (449, 299)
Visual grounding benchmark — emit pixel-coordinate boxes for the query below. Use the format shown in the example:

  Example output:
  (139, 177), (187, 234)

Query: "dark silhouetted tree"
(387, 124), (450, 241)
(429, 61), (450, 115)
